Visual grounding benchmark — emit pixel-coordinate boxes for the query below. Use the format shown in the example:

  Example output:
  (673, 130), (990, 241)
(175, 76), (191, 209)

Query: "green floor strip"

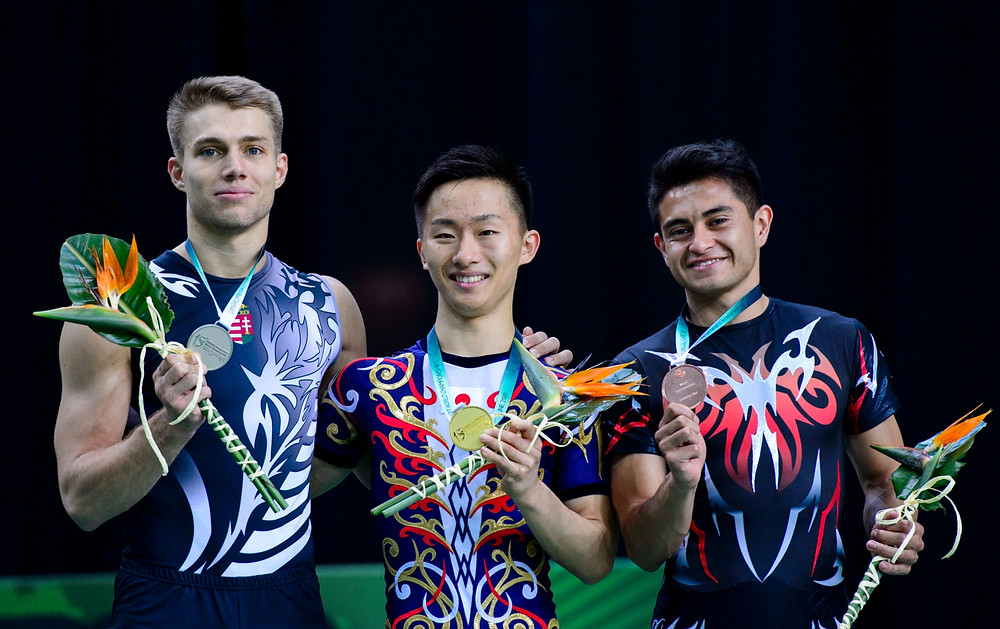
(1, 559), (660, 628)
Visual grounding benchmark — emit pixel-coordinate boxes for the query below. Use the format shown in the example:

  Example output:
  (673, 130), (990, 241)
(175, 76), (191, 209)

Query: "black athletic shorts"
(111, 558), (328, 628)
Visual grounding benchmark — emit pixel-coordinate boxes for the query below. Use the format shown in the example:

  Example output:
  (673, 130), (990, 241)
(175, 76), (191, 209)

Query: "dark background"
(3, 2), (996, 627)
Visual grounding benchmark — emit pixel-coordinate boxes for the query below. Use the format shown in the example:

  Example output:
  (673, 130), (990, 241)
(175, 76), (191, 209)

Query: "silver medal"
(187, 323), (234, 371)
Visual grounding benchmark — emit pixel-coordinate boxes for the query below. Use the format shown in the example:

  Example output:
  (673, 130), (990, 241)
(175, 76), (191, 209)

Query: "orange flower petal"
(121, 235), (139, 293)
(89, 236), (139, 311)
(102, 237), (125, 285)
(932, 407), (991, 449)
(568, 381), (647, 398)
(91, 244), (112, 303)
(563, 361), (644, 398)
(564, 363), (628, 388)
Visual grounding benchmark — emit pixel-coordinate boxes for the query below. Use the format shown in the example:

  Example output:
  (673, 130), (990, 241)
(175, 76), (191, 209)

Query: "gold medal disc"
(449, 406), (495, 451)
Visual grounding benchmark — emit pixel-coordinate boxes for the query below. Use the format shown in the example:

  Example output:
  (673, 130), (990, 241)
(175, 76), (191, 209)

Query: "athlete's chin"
(439, 295), (500, 320)
(443, 302), (489, 319)
(197, 212), (271, 234)
(680, 271), (755, 296)
(680, 279), (730, 296)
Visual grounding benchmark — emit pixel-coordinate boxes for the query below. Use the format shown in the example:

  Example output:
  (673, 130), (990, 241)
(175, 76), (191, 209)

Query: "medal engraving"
(187, 324), (233, 371)
(449, 406), (495, 451)
(662, 364), (707, 408)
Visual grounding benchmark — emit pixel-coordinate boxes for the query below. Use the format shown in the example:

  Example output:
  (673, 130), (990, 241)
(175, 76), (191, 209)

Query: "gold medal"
(448, 406), (495, 451)
(662, 364), (707, 408)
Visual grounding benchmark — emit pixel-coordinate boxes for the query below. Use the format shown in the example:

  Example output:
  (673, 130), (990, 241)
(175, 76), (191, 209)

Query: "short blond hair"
(166, 76), (283, 158)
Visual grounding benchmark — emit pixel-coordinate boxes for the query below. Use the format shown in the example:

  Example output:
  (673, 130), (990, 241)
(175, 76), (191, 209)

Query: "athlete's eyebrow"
(700, 205), (734, 219)
(429, 217), (459, 228)
(190, 135), (272, 148)
(429, 214), (504, 227)
(469, 213), (504, 223)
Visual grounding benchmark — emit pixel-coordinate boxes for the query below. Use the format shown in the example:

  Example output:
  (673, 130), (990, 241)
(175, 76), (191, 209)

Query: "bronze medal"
(187, 323), (234, 371)
(449, 406), (495, 451)
(662, 364), (707, 408)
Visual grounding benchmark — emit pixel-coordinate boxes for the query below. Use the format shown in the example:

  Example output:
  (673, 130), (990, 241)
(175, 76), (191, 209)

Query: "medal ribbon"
(673, 285), (763, 366)
(185, 240), (265, 330)
(426, 327), (522, 422)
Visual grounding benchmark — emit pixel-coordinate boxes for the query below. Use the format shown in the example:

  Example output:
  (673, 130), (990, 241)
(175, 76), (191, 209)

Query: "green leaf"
(890, 466), (921, 499)
(34, 305), (159, 347)
(54, 234), (173, 346)
(514, 339), (563, 409)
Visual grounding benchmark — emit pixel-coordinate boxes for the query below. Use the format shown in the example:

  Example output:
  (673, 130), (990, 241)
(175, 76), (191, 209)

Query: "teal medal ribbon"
(673, 285), (763, 367)
(427, 327), (523, 451)
(662, 286), (763, 407)
(183, 240), (265, 370)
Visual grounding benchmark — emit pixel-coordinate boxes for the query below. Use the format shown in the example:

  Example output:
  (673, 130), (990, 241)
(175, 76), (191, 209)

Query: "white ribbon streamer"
(136, 296), (208, 476)
(838, 474), (962, 629)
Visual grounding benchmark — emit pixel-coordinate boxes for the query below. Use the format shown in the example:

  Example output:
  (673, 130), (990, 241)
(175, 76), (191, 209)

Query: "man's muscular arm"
(610, 401), (706, 571)
(310, 277), (367, 497)
(480, 419), (618, 584)
(847, 415), (924, 575)
(54, 324), (208, 531)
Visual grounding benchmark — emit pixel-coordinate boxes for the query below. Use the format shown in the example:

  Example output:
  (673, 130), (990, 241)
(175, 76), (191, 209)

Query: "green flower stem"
(373, 453), (486, 518)
(199, 399), (287, 513)
(371, 410), (583, 518)
(838, 555), (884, 629)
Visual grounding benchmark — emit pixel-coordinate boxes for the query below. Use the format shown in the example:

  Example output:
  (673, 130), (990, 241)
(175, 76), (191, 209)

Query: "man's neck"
(432, 306), (517, 357)
(178, 225), (267, 278)
(684, 287), (768, 328)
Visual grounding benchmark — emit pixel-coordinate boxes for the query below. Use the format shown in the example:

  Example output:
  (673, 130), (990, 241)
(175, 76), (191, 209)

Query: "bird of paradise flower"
(838, 406), (990, 629)
(371, 342), (645, 518)
(35, 233), (287, 512)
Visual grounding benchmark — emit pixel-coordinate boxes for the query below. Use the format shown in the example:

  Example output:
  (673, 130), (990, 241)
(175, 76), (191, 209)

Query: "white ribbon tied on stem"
(136, 297), (202, 475)
(135, 297), (264, 482)
(838, 475), (962, 629)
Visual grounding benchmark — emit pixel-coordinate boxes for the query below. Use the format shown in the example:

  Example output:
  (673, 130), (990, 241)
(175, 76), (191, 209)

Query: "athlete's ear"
(416, 238), (428, 270)
(274, 153), (288, 189)
(519, 229), (540, 265)
(653, 231), (669, 265)
(167, 157), (185, 190)
(754, 205), (773, 247)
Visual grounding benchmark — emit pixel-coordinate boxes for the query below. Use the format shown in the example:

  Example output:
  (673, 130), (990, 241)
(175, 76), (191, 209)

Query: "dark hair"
(412, 145), (533, 234)
(647, 139), (762, 229)
(167, 76), (283, 158)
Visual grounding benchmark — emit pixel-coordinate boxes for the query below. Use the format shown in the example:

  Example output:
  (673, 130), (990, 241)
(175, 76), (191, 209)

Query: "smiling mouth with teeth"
(453, 274), (487, 284)
(690, 258), (724, 269)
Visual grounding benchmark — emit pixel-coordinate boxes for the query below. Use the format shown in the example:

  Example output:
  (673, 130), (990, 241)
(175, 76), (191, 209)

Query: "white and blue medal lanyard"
(184, 240), (265, 371)
(662, 285), (763, 406)
(426, 327), (523, 451)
